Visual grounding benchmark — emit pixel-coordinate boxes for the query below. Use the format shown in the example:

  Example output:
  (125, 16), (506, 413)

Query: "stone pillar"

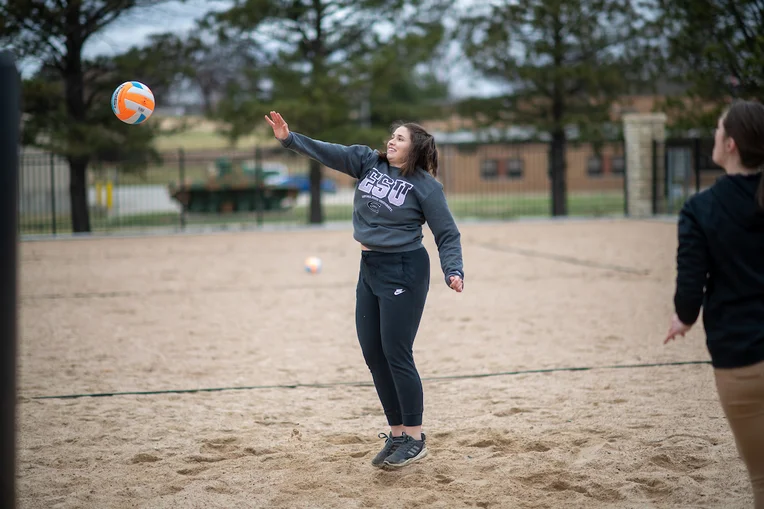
(623, 113), (667, 217)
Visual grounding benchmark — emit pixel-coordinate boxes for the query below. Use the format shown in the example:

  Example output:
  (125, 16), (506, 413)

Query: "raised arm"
(420, 186), (464, 292)
(265, 111), (376, 179)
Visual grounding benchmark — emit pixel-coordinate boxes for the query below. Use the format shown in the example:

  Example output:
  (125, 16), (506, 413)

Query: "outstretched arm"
(265, 111), (375, 179)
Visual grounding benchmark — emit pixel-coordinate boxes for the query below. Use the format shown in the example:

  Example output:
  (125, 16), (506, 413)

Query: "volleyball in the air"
(304, 257), (322, 274)
(111, 81), (155, 125)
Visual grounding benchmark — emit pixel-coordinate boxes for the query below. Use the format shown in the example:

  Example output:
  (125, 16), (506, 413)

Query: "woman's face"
(712, 115), (736, 170)
(386, 126), (411, 167)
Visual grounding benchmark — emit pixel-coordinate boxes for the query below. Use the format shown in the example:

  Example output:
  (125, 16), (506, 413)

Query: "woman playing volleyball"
(266, 111), (464, 469)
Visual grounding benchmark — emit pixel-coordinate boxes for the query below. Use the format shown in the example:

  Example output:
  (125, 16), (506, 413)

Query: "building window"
(611, 155), (625, 175)
(480, 159), (499, 179)
(587, 156), (603, 177)
(506, 158), (524, 179)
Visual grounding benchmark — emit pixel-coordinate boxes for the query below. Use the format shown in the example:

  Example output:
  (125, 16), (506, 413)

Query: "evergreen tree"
(457, 0), (650, 216)
(656, 0), (764, 132)
(1, 0), (187, 232)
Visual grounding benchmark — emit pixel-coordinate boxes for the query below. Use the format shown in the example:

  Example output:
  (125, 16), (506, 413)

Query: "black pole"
(178, 148), (186, 231)
(0, 50), (21, 509)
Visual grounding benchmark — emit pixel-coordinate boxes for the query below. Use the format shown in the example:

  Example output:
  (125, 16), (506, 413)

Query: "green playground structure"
(168, 157), (300, 214)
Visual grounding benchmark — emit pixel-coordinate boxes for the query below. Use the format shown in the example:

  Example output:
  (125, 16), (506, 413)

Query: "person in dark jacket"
(265, 111), (464, 469)
(665, 100), (764, 508)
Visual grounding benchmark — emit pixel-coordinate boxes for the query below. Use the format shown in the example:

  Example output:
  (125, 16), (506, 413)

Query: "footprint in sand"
(493, 407), (531, 417)
(549, 479), (588, 494)
(186, 437), (247, 464)
(130, 453), (160, 464)
(205, 484), (236, 495)
(176, 465), (209, 476)
(244, 447), (277, 456)
(185, 454), (227, 463)
(459, 430), (517, 454)
(524, 441), (552, 453)
(650, 453), (710, 472)
(158, 485), (184, 496)
(199, 436), (239, 455)
(627, 476), (672, 495)
(435, 474), (454, 485)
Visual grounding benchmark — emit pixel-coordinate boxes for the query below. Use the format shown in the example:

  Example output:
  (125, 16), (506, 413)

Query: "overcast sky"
(64, 0), (507, 100)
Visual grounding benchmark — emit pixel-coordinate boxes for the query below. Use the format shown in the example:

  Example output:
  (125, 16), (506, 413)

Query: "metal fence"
(653, 137), (725, 215)
(19, 139), (634, 237)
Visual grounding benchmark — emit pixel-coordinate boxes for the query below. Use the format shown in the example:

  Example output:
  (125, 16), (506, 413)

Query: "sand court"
(16, 219), (755, 508)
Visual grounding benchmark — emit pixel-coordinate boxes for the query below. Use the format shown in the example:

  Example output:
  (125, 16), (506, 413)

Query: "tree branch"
(727, 0), (759, 56)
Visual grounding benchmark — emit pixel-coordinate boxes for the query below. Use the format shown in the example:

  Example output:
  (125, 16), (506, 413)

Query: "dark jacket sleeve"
(421, 186), (464, 286)
(674, 200), (710, 325)
(279, 132), (377, 179)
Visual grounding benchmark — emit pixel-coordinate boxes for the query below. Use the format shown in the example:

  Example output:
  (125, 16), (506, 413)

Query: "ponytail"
(424, 135), (439, 177)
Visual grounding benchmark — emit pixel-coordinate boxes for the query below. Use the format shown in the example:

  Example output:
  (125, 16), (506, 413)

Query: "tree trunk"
(64, 3), (91, 232)
(307, 0), (325, 225)
(308, 159), (323, 224)
(69, 156), (90, 233)
(550, 129), (567, 216)
(550, 9), (567, 217)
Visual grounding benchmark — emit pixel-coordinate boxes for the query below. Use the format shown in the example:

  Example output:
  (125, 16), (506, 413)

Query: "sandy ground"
(17, 219), (755, 508)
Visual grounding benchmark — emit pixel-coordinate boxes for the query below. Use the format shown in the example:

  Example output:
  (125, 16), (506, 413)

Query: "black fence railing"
(19, 139), (631, 236)
(653, 137), (725, 215)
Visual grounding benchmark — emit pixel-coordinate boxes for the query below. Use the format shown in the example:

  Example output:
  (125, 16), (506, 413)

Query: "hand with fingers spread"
(264, 111), (290, 141)
(449, 275), (463, 293)
(664, 313), (692, 344)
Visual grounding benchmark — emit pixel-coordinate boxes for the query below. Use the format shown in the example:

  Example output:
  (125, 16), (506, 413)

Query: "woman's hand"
(264, 111), (290, 141)
(449, 275), (463, 293)
(664, 313), (692, 344)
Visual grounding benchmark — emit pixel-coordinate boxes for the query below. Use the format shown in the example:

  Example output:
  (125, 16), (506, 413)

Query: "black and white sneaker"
(371, 432), (405, 468)
(382, 432), (427, 468)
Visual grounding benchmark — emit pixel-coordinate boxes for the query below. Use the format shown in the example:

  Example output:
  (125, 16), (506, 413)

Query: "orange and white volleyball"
(111, 81), (155, 125)
(304, 256), (322, 274)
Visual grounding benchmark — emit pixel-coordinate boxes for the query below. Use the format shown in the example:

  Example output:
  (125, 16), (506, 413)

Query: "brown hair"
(376, 122), (438, 177)
(721, 100), (764, 208)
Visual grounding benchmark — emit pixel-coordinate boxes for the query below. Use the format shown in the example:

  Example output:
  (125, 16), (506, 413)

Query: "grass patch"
(20, 192), (625, 236)
(448, 193), (625, 219)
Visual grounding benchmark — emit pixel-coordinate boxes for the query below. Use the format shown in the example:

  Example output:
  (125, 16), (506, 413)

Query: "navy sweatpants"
(355, 247), (430, 427)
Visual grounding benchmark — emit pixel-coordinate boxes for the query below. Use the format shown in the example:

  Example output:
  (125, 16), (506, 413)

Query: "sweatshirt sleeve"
(421, 186), (464, 286)
(279, 132), (377, 179)
(674, 200), (710, 325)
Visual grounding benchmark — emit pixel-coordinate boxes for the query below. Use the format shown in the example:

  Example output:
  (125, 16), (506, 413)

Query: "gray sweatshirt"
(279, 131), (464, 286)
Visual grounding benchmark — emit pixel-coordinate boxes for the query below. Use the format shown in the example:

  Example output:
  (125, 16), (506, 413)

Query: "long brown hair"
(376, 122), (439, 177)
(722, 100), (764, 209)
